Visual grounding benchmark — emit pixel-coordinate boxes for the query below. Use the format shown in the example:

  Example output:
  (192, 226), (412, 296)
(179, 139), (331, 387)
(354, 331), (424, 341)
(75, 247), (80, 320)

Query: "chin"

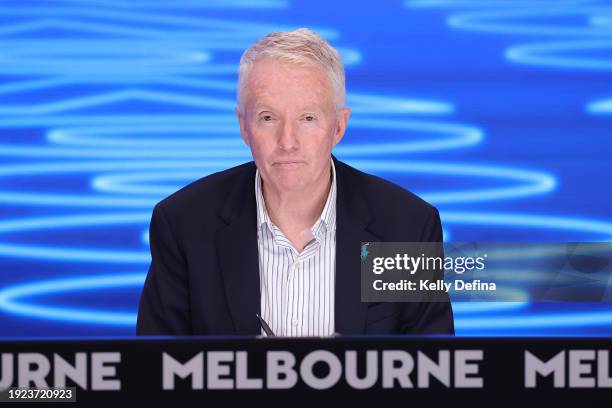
(272, 174), (309, 192)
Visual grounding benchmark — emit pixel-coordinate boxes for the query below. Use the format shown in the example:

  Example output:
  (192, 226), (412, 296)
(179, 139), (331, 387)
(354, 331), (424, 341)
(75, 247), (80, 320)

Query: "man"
(137, 28), (454, 336)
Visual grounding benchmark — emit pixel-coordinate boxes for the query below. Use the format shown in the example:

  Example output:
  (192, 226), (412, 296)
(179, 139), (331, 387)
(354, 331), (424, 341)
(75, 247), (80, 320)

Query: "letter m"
(163, 352), (204, 390)
(524, 351), (565, 388)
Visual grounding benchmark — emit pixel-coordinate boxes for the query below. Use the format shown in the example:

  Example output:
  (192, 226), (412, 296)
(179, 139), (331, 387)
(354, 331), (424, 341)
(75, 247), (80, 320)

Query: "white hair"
(237, 28), (345, 113)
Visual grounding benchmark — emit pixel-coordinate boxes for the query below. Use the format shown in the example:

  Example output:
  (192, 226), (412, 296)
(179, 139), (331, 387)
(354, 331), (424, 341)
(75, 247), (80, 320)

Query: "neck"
(262, 164), (332, 248)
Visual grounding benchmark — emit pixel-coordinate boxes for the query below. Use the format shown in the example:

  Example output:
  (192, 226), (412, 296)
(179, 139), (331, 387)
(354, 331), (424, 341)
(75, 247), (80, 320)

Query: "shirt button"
(292, 319), (299, 327)
(294, 262), (301, 269)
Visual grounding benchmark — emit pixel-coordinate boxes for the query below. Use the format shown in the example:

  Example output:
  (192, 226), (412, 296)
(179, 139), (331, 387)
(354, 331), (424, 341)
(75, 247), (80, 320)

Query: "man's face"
(237, 58), (350, 193)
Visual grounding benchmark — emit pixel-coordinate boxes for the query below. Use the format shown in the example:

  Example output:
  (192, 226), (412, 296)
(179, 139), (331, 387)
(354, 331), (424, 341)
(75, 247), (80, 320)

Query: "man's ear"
(333, 107), (351, 146)
(236, 106), (250, 147)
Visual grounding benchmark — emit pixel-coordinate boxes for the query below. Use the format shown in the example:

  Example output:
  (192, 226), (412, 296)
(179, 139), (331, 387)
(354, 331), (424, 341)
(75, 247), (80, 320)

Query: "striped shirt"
(255, 160), (336, 336)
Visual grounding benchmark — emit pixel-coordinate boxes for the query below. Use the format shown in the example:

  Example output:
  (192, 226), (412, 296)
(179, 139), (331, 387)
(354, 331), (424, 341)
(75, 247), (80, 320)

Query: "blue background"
(0, 0), (611, 337)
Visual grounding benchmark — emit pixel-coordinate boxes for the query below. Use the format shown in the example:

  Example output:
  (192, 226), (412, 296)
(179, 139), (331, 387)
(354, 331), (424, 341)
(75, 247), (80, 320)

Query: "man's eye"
(261, 115), (273, 122)
(304, 115), (315, 122)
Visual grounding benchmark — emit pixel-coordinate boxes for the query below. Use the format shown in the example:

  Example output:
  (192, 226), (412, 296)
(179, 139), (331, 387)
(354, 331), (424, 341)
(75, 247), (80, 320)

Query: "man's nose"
(277, 120), (299, 151)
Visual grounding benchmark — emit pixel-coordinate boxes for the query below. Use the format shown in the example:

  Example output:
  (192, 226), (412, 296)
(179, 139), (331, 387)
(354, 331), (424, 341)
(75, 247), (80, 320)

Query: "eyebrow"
(253, 105), (275, 113)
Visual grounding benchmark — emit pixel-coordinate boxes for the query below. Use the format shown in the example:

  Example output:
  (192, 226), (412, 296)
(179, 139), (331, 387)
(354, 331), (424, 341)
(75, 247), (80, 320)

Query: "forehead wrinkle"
(246, 86), (334, 116)
(243, 60), (335, 112)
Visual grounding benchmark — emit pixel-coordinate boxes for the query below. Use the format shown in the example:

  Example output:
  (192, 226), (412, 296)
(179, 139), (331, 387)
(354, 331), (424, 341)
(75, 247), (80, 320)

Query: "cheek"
(310, 127), (336, 150)
(247, 129), (274, 154)
(301, 138), (334, 166)
(302, 122), (334, 141)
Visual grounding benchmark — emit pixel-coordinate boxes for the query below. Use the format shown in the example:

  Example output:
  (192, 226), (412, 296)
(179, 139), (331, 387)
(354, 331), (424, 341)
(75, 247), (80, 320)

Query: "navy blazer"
(136, 156), (454, 335)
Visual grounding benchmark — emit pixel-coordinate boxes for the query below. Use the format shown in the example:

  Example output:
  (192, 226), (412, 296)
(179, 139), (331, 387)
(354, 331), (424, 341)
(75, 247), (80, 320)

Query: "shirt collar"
(255, 158), (337, 239)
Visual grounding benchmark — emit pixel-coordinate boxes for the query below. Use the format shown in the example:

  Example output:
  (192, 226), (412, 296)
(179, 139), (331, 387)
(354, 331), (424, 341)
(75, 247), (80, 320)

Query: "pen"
(256, 314), (275, 336)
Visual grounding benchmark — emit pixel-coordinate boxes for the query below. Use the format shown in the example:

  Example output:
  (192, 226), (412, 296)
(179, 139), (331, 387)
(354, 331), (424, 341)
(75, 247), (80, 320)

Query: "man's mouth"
(273, 160), (305, 166)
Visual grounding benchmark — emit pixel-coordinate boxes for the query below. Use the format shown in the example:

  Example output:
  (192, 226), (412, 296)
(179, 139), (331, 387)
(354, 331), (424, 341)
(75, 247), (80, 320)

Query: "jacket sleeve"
(401, 206), (455, 335)
(136, 203), (192, 335)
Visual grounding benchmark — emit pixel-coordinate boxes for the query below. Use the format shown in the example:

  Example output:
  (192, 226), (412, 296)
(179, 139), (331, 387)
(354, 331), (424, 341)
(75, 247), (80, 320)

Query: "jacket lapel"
(333, 157), (381, 335)
(215, 163), (261, 335)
